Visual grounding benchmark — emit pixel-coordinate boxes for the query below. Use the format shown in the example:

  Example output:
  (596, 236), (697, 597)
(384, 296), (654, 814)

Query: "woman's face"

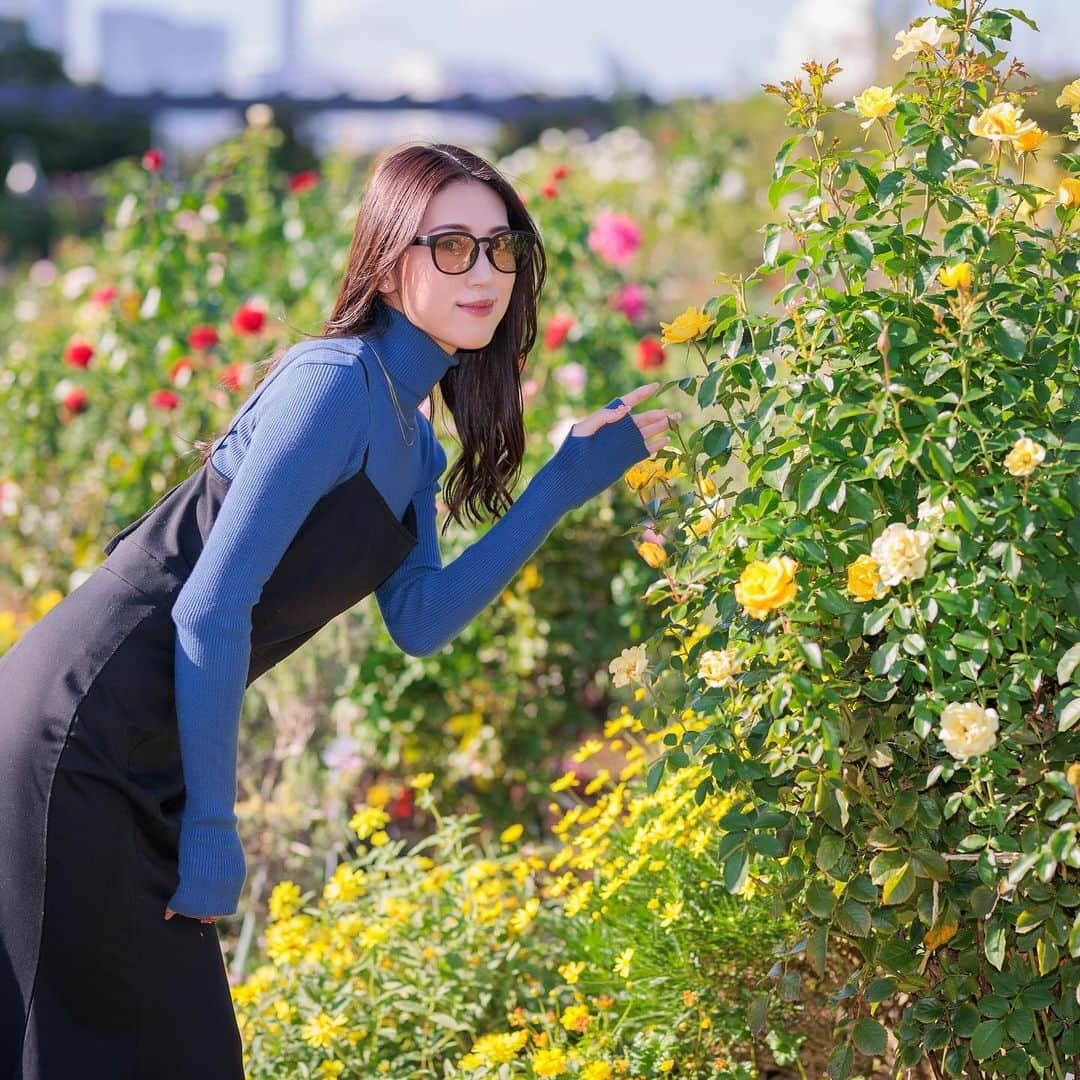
(378, 179), (518, 356)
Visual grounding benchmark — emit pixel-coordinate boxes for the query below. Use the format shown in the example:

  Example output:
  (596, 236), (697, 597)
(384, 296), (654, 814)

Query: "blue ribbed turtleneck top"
(166, 302), (652, 917)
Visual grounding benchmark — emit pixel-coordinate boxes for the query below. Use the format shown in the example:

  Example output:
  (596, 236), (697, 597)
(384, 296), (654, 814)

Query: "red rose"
(141, 148), (164, 172)
(539, 183), (559, 200)
(150, 388), (181, 410)
(89, 285), (118, 307)
(387, 787), (415, 822)
(287, 170), (319, 194)
(63, 338), (94, 368)
(231, 303), (266, 336)
(544, 313), (575, 350)
(60, 386), (89, 413)
(187, 324), (219, 351)
(551, 164), (571, 181)
(169, 357), (196, 384)
(220, 363), (246, 391)
(636, 337), (666, 371)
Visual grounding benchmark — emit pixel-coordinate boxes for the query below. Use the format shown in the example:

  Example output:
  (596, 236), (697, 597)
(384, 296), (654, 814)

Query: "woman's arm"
(168, 356), (371, 918)
(374, 402), (650, 658)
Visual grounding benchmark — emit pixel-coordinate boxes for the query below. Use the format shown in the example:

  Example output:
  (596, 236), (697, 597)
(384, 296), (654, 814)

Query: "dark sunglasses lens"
(433, 234), (475, 273)
(490, 232), (532, 272)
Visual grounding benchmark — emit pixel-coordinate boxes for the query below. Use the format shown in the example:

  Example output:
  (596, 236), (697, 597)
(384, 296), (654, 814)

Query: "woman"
(0, 141), (675, 1078)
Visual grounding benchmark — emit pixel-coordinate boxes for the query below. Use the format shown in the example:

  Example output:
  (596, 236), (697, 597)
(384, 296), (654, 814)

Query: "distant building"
(100, 8), (227, 94)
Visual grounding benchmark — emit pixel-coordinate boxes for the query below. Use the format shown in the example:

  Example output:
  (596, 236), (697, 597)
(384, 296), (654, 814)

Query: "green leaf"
(992, 317), (1028, 360)
(853, 1018), (887, 1057)
(724, 848), (749, 893)
(882, 862), (916, 906)
(985, 918), (1006, 970)
(798, 465), (837, 512)
(1058, 643), (1080, 686)
(844, 229), (874, 268)
(970, 1019), (1005, 1061)
(806, 923), (828, 976)
(806, 880), (837, 918)
(836, 898), (872, 938)
(763, 223), (783, 267)
(748, 993), (769, 1037)
(827, 1044), (854, 1080)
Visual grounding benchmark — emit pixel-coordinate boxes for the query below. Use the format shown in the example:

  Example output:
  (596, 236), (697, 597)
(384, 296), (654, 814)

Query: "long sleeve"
(167, 358), (370, 917)
(375, 402), (650, 657)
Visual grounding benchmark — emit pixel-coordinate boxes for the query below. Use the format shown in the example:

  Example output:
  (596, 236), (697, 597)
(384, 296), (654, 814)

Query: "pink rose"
(553, 362), (587, 396)
(611, 282), (647, 321)
(587, 211), (642, 267)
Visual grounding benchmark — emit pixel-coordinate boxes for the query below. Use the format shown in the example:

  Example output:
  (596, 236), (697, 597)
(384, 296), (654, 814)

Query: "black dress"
(0, 404), (419, 1078)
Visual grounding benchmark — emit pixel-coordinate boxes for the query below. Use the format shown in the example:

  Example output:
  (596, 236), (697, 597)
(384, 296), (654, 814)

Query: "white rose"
(892, 17), (959, 60)
(698, 648), (742, 689)
(939, 702), (999, 760)
(917, 496), (954, 529)
(871, 522), (934, 587)
(609, 644), (649, 688)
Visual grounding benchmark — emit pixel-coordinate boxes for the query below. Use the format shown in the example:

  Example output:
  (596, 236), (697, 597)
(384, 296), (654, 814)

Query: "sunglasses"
(412, 230), (535, 275)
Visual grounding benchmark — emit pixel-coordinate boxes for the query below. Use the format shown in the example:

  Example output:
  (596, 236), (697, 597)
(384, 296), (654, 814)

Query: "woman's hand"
(164, 905), (222, 924)
(569, 381), (679, 455)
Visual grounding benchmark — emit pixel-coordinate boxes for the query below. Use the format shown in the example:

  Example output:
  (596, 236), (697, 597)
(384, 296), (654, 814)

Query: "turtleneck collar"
(362, 301), (461, 413)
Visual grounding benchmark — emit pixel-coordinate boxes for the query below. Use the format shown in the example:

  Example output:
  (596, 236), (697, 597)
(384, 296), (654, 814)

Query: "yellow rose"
(854, 85), (898, 125)
(1058, 177), (1080, 207)
(1012, 125), (1048, 153)
(1015, 191), (1053, 223)
(697, 648), (742, 688)
(364, 782), (391, 807)
(636, 540), (667, 568)
(1066, 762), (1080, 790)
(968, 101), (1038, 143)
(734, 556), (798, 620)
(1055, 78), (1080, 113)
(938, 262), (972, 290)
(1003, 436), (1046, 477)
(938, 702), (999, 760)
(659, 305), (714, 345)
(847, 554), (886, 602)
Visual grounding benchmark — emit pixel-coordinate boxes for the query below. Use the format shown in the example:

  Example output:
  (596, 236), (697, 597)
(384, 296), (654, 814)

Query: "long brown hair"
(196, 141), (546, 531)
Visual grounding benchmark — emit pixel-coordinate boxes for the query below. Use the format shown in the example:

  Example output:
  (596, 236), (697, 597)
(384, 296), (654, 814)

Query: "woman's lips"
(459, 301), (495, 316)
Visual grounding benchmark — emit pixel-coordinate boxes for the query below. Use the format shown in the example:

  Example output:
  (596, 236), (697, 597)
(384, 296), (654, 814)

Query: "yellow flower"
(968, 101), (1037, 143)
(364, 783), (391, 808)
(464, 1031), (530, 1065)
(408, 772), (435, 790)
(734, 556), (798, 620)
(614, 947), (634, 978)
(347, 805), (389, 841)
(300, 1012), (347, 1049)
(847, 554), (886, 602)
(520, 562), (543, 591)
(636, 540), (667, 568)
(31, 589), (63, 619)
(938, 262), (972, 290)
(659, 305), (714, 345)
(533, 1047), (569, 1077)
(609, 643), (649, 688)
(659, 1059), (676, 1074)
(268, 880), (302, 921)
(583, 1063), (613, 1080)
(323, 863), (365, 904)
(1012, 125), (1048, 153)
(558, 960), (586, 984)
(500, 823), (524, 845)
(854, 85), (898, 127)
(697, 648), (742, 688)
(560, 1004), (592, 1033)
(871, 523), (933, 587)
(1058, 177), (1080, 207)
(1066, 762), (1080, 790)
(550, 770), (581, 793)
(1003, 436), (1046, 477)
(317, 1062), (345, 1078)
(1055, 78), (1080, 113)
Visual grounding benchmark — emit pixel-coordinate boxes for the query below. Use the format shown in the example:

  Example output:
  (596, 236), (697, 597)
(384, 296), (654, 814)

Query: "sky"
(56, 0), (1080, 101)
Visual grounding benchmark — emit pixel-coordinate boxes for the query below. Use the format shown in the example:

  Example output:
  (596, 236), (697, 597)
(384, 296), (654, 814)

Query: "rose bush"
(625, 2), (1079, 1075)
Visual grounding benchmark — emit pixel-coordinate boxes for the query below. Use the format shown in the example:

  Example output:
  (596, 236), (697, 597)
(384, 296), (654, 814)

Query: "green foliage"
(638, 3), (1080, 1075)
